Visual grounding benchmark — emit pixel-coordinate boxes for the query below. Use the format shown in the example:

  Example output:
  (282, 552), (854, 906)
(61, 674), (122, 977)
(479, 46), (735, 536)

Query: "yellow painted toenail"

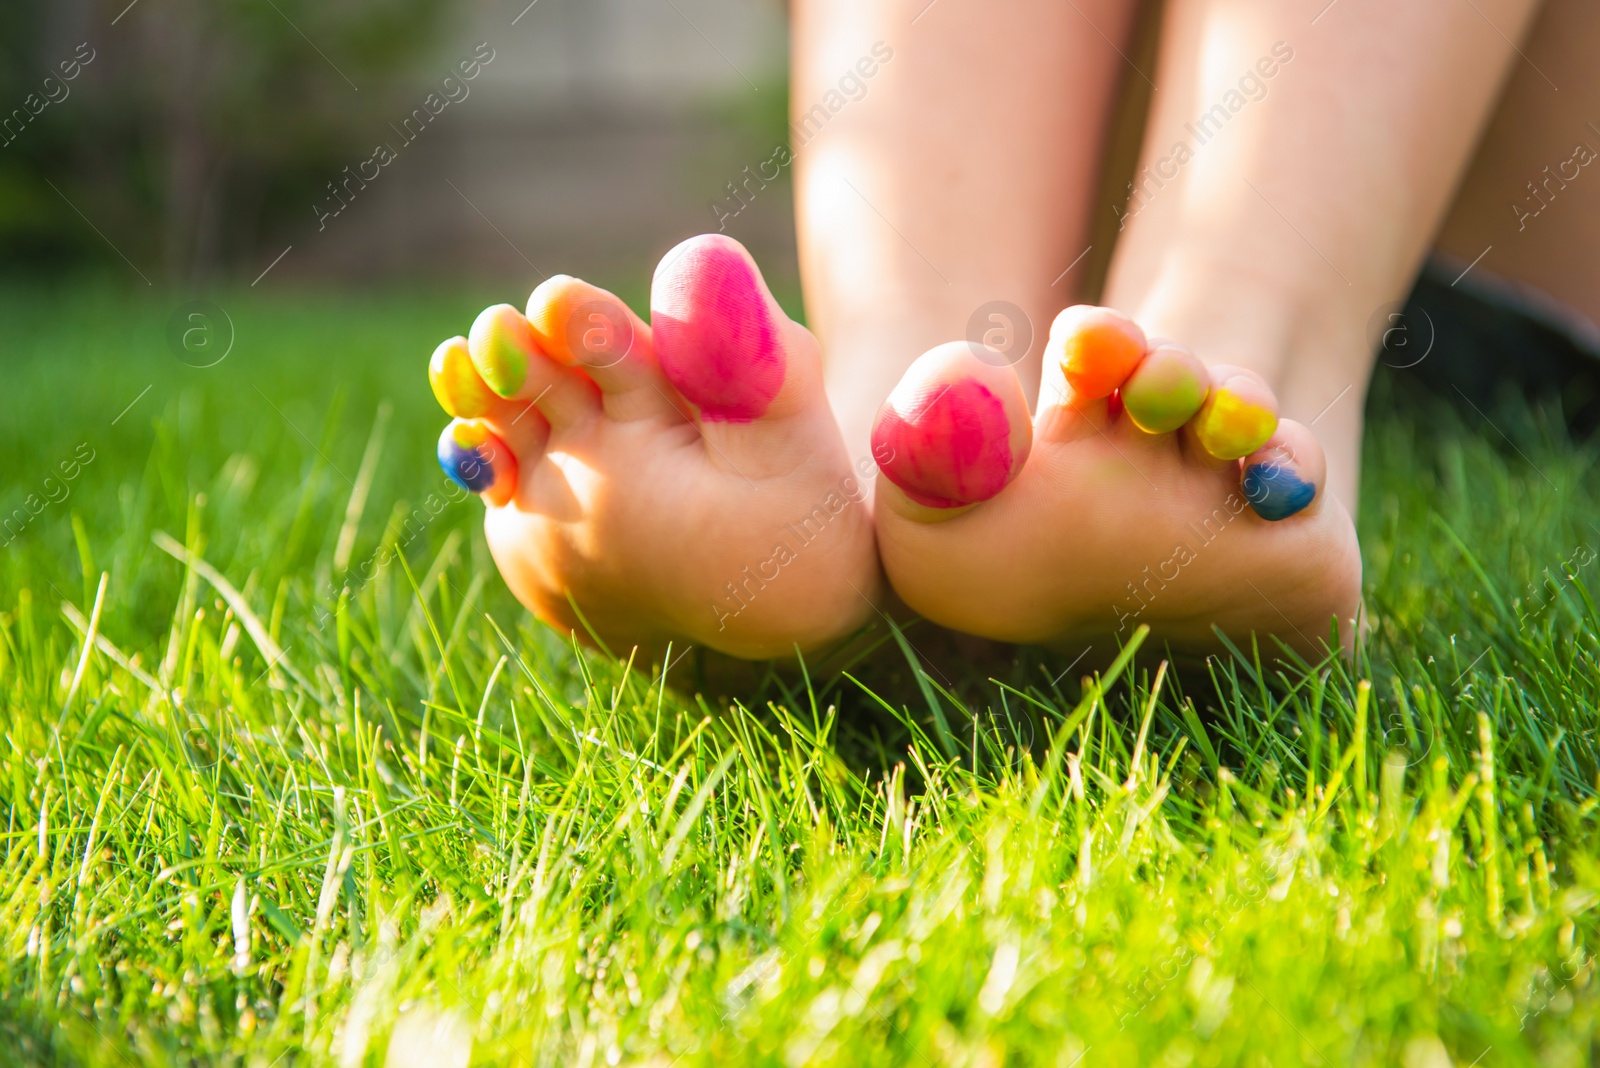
(1193, 382), (1278, 460)
(429, 336), (496, 418)
(469, 304), (535, 398)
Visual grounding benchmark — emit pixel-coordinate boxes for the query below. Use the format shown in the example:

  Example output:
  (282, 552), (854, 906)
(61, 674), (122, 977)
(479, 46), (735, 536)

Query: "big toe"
(650, 234), (820, 424)
(872, 340), (1032, 515)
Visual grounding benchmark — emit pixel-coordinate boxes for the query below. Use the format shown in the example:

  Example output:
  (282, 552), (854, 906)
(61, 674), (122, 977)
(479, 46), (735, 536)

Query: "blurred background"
(1, 0), (798, 294)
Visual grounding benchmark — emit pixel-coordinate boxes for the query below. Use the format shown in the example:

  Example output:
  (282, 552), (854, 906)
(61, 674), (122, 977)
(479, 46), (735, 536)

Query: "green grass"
(3, 280), (1600, 1067)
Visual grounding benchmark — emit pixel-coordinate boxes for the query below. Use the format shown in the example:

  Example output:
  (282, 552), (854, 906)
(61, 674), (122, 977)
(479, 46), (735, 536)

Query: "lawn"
(2, 279), (1598, 1067)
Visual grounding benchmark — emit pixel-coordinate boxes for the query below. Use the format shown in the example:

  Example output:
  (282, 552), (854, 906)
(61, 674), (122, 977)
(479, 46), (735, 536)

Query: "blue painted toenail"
(440, 445), (496, 494)
(1242, 463), (1315, 521)
(438, 423), (502, 495)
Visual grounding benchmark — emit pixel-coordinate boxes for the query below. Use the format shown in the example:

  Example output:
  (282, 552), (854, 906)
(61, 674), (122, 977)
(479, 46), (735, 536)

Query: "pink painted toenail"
(653, 238), (785, 422)
(873, 377), (1016, 508)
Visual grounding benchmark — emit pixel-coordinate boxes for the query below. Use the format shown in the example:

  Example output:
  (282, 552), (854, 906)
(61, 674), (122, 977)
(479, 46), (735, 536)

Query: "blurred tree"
(0, 0), (450, 284)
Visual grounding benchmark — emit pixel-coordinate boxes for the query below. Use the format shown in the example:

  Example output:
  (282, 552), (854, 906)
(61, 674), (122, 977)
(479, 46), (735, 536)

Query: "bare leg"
(1436, 0), (1600, 331)
(1103, 0), (1544, 509)
(791, 0), (1141, 460)
(867, 0), (1547, 653)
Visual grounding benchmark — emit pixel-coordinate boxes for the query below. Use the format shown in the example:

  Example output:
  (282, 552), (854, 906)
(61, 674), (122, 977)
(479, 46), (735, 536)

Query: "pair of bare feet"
(428, 234), (1361, 667)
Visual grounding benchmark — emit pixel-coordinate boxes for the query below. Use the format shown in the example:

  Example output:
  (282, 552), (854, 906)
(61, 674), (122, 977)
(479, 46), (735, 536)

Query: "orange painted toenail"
(429, 336), (497, 418)
(527, 278), (636, 370)
(1051, 306), (1147, 401)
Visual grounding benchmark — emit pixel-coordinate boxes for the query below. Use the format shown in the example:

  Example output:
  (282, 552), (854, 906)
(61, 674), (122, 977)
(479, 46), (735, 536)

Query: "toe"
(872, 340), (1032, 514)
(1189, 364), (1280, 461)
(438, 419), (520, 507)
(468, 303), (599, 428)
(650, 234), (814, 423)
(428, 329), (553, 460)
(1120, 341), (1209, 435)
(526, 276), (678, 422)
(430, 336), (499, 419)
(429, 332), (551, 459)
(1241, 418), (1325, 522)
(1045, 305), (1148, 405)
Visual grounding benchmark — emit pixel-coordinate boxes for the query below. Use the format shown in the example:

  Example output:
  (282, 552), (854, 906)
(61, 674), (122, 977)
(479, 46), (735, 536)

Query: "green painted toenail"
(468, 304), (534, 398)
(1121, 345), (1208, 434)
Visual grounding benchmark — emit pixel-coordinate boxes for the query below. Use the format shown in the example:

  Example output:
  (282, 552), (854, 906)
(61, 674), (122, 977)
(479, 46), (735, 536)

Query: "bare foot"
(870, 306), (1362, 656)
(428, 235), (883, 660)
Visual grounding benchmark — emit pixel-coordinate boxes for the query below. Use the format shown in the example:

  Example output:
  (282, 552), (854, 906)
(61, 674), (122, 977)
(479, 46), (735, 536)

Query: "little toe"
(872, 340), (1032, 516)
(468, 303), (599, 429)
(1189, 364), (1280, 461)
(1241, 419), (1326, 522)
(438, 419), (521, 507)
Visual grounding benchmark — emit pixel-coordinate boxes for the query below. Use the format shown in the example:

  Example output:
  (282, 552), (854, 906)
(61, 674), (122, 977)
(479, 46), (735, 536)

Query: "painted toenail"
(438, 421), (512, 499)
(1051, 307), (1147, 401)
(1193, 379), (1278, 460)
(1120, 344), (1208, 434)
(469, 304), (536, 398)
(429, 336), (497, 418)
(654, 238), (784, 422)
(874, 375), (1016, 508)
(1242, 461), (1316, 520)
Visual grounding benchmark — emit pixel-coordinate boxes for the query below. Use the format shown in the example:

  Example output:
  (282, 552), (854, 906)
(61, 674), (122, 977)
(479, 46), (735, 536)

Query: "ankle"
(1109, 245), (1374, 394)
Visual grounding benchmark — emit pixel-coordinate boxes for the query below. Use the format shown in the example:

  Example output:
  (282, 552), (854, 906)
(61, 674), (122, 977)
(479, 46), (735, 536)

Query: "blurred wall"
(306, 0), (797, 290)
(0, 0), (798, 292)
